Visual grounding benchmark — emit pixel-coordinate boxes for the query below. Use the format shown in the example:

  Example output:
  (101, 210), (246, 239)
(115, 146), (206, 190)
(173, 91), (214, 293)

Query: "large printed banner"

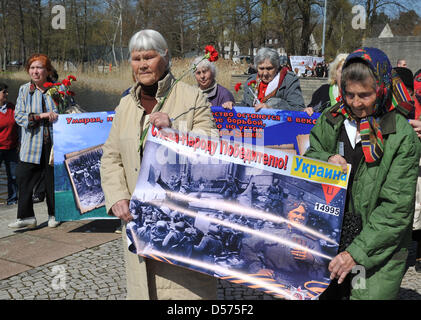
(126, 126), (350, 300)
(53, 111), (117, 221)
(290, 56), (324, 77)
(53, 108), (319, 221)
(211, 106), (319, 155)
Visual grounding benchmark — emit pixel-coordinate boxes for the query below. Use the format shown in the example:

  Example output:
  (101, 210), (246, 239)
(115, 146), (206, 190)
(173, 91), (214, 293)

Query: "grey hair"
(341, 61), (377, 92)
(128, 29), (170, 68)
(191, 56), (217, 78)
(254, 47), (280, 70)
(328, 53), (348, 85)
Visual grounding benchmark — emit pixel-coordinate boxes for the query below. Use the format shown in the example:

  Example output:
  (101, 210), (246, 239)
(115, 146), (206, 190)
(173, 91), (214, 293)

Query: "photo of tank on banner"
(126, 125), (350, 300)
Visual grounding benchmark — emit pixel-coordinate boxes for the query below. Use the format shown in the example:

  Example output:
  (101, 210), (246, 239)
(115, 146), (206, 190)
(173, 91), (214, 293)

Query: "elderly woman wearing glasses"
(100, 29), (217, 300)
(241, 47), (305, 112)
(8, 54), (60, 230)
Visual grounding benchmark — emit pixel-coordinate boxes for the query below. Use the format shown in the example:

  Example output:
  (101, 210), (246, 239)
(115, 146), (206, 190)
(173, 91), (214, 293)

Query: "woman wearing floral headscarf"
(305, 47), (420, 299)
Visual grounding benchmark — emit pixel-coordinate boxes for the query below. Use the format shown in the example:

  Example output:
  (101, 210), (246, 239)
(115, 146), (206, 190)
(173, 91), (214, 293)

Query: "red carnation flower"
(67, 75), (77, 81)
(62, 79), (71, 86)
(248, 80), (256, 87)
(205, 45), (219, 62)
(66, 90), (75, 96)
(234, 82), (242, 92)
(54, 82), (62, 86)
(43, 82), (54, 88)
(58, 91), (65, 96)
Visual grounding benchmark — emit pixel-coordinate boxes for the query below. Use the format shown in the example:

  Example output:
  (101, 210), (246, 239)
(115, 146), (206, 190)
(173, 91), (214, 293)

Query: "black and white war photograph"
(64, 144), (105, 214)
(127, 139), (346, 299)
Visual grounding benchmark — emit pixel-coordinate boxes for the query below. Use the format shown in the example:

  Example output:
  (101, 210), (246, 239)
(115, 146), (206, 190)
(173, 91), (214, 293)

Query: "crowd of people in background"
(1, 28), (421, 300)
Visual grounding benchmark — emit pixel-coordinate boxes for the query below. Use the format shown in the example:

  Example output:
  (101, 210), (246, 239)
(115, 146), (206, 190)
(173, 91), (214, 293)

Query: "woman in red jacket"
(0, 82), (19, 205)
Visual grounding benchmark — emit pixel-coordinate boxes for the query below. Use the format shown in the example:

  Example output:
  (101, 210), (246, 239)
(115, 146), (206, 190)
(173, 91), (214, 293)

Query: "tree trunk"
(0, 0), (8, 70)
(82, 0), (88, 71)
(112, 14), (121, 67)
(17, 0), (26, 64)
(35, 0), (42, 52)
(298, 0), (312, 55)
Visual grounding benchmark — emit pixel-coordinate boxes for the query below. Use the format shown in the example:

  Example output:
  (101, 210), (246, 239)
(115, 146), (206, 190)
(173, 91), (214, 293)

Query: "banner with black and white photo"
(126, 126), (350, 300)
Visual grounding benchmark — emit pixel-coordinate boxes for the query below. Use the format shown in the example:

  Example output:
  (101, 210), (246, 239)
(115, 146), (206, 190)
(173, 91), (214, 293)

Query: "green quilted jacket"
(304, 106), (421, 300)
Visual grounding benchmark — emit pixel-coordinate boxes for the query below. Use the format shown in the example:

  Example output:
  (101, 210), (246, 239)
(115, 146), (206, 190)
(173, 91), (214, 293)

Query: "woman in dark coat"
(241, 47), (305, 112)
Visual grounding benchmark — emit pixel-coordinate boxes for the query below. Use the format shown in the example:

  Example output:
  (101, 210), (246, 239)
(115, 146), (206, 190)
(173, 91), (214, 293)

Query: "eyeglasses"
(0, 89), (7, 94)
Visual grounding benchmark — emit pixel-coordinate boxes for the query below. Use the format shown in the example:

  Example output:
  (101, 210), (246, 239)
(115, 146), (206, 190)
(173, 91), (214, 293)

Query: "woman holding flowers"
(8, 53), (60, 229)
(241, 47), (305, 112)
(100, 29), (217, 300)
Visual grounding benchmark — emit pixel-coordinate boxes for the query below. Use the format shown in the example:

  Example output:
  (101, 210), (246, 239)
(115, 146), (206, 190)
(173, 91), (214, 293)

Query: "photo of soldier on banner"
(126, 126), (350, 300)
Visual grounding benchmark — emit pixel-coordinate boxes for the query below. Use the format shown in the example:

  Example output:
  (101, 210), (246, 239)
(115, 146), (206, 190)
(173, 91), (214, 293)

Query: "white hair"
(128, 29), (170, 68)
(254, 47), (280, 70)
(328, 53), (348, 85)
(191, 56), (217, 78)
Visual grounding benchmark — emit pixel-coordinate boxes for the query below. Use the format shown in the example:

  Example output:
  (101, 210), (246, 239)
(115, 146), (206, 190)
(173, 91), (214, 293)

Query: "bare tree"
(17, 0), (27, 64)
(0, 0), (8, 69)
(353, 0), (413, 37)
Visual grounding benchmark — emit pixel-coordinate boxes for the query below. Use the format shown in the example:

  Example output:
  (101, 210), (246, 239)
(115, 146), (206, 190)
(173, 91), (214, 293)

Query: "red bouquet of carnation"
(44, 75), (77, 114)
(234, 82), (242, 92)
(205, 45), (219, 62)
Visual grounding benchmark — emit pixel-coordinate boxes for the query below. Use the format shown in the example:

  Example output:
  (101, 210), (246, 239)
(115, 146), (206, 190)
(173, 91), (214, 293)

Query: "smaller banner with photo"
(53, 111), (117, 221)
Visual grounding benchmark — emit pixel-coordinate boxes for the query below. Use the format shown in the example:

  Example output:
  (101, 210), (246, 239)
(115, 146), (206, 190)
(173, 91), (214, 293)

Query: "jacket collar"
(325, 104), (397, 135)
(130, 72), (175, 109)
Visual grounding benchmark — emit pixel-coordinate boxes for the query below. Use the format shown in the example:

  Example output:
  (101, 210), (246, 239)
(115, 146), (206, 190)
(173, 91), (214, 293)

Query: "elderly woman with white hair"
(192, 57), (235, 109)
(100, 29), (217, 300)
(242, 47), (305, 112)
(306, 53), (349, 115)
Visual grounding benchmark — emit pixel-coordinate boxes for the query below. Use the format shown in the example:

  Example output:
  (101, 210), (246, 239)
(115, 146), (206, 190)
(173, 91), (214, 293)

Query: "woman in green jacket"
(305, 47), (420, 300)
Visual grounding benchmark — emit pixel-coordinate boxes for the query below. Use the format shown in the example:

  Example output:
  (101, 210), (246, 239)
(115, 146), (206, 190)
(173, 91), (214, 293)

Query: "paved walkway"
(0, 166), (420, 300)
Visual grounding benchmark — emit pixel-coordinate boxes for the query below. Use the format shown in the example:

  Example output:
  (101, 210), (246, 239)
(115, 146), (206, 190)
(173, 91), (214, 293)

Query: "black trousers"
(16, 143), (54, 219)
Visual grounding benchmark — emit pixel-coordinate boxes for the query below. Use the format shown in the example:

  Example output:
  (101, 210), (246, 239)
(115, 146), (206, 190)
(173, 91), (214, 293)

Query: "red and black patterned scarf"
(333, 47), (414, 163)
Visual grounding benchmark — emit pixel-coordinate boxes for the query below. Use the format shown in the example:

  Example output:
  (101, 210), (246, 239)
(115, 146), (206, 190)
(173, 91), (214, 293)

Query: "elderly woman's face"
(131, 50), (168, 86)
(257, 59), (277, 84)
(345, 78), (377, 119)
(29, 60), (48, 85)
(194, 67), (214, 90)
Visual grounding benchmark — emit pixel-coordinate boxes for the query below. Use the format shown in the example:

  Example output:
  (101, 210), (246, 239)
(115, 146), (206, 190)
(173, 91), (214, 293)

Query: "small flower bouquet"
(44, 75), (77, 114)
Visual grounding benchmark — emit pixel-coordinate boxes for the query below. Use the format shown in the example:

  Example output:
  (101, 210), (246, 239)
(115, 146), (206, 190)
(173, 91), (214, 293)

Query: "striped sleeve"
(14, 83), (31, 129)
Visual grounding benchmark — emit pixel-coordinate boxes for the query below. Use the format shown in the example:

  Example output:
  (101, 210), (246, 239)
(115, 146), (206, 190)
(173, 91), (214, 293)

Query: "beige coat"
(100, 72), (218, 300)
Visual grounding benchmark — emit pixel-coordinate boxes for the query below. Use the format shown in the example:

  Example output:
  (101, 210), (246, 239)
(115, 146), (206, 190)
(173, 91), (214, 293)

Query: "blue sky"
(53, 112), (114, 164)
